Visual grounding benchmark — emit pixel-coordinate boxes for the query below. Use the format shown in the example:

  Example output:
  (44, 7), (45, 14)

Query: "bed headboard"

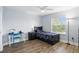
(34, 26), (43, 32)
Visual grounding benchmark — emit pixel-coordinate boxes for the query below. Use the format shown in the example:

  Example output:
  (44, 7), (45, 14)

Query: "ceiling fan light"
(41, 10), (45, 12)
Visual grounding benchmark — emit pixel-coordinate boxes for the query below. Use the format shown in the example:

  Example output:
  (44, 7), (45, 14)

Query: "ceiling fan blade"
(37, 6), (48, 10)
(46, 9), (53, 10)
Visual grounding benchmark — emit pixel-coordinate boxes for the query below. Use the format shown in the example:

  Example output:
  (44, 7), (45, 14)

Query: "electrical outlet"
(72, 37), (74, 40)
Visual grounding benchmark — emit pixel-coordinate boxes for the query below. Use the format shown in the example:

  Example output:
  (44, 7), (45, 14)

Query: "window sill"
(51, 31), (66, 35)
(56, 32), (66, 35)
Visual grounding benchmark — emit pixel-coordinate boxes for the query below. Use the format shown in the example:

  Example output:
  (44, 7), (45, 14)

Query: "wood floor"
(2, 39), (79, 53)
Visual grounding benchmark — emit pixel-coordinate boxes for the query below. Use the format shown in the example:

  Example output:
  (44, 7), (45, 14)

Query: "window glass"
(52, 16), (66, 34)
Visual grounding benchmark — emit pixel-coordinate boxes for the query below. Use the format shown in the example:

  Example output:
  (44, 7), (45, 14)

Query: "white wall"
(41, 7), (79, 46)
(0, 7), (3, 51)
(2, 7), (41, 45)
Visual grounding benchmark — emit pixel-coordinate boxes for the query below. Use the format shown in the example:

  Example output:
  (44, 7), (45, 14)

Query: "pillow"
(37, 30), (41, 33)
(34, 26), (43, 32)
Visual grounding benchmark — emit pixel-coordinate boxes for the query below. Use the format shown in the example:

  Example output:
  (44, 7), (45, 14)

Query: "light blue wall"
(41, 15), (51, 32)
(2, 7), (41, 45)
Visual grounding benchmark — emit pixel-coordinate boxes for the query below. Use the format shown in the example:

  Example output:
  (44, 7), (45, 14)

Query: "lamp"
(66, 17), (75, 45)
(66, 18), (70, 45)
(41, 10), (45, 13)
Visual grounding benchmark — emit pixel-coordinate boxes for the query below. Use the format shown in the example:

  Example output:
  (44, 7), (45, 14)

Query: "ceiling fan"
(37, 6), (53, 12)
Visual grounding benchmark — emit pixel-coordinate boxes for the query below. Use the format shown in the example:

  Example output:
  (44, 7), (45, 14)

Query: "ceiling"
(5, 6), (77, 16)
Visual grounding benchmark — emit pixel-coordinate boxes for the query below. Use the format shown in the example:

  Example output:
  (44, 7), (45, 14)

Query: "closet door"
(0, 7), (3, 51)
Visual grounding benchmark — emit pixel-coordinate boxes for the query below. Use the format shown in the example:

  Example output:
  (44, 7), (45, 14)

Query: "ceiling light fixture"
(41, 10), (45, 13)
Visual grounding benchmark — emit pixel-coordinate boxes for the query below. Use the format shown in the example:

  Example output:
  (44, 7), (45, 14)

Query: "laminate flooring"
(2, 39), (79, 53)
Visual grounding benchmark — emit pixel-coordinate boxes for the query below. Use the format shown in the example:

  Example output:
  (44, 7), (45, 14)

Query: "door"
(0, 7), (3, 51)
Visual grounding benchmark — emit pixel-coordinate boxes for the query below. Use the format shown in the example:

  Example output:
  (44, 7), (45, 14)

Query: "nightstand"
(28, 32), (36, 40)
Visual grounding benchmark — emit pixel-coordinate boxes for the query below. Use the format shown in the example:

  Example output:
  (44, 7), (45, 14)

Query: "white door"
(0, 7), (3, 51)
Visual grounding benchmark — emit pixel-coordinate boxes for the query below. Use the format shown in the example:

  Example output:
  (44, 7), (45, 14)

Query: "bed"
(34, 27), (60, 45)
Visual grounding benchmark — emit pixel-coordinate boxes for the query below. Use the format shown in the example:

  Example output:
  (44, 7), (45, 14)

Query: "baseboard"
(60, 40), (78, 46)
(60, 40), (68, 43)
(3, 39), (28, 47)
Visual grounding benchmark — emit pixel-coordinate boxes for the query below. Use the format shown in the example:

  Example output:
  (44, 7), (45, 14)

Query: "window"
(52, 16), (66, 34)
